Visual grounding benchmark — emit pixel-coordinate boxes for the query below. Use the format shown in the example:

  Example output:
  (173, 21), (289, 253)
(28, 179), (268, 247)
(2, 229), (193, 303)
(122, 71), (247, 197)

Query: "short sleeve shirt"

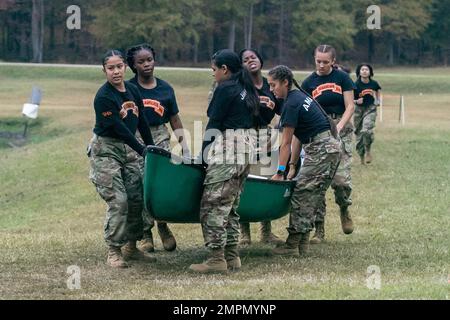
(301, 69), (354, 115)
(128, 77), (179, 126)
(280, 90), (330, 144)
(354, 79), (381, 107)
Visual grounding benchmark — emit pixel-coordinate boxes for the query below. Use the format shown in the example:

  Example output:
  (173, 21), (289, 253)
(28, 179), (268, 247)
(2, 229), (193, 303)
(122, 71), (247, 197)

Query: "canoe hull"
(143, 147), (295, 223)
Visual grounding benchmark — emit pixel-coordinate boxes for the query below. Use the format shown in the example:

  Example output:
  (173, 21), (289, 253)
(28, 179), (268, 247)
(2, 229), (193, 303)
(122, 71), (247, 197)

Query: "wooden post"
(401, 96), (405, 126)
(22, 118), (29, 138)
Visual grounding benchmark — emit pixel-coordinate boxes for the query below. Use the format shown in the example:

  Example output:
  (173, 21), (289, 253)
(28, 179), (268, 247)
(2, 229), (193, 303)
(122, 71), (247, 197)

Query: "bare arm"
(376, 90), (382, 105)
(169, 114), (190, 155)
(287, 135), (302, 180)
(337, 90), (355, 133)
(290, 135), (302, 166)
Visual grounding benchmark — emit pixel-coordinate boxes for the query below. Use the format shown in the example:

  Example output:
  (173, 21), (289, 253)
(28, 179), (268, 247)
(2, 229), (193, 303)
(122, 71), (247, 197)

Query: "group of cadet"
(87, 43), (381, 272)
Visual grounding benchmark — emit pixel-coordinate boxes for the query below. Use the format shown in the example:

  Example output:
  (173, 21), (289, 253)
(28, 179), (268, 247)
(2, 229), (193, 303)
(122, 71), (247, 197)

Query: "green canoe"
(143, 147), (295, 223)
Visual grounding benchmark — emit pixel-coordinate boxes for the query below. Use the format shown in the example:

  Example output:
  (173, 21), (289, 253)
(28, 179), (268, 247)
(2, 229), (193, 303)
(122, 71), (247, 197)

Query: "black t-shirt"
(354, 79), (381, 107)
(280, 90), (331, 144)
(301, 69), (354, 115)
(128, 77), (179, 126)
(206, 78), (255, 131)
(93, 81), (154, 155)
(202, 77), (256, 155)
(256, 77), (283, 126)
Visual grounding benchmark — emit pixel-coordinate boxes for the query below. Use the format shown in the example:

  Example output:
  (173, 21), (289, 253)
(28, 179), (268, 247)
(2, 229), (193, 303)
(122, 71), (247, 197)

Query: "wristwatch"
(276, 169), (285, 176)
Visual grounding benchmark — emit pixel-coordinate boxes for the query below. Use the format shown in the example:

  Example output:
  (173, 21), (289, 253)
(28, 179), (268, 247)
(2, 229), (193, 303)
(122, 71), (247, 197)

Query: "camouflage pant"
(354, 105), (377, 157)
(249, 126), (279, 177)
(88, 135), (144, 247)
(149, 124), (171, 151)
(248, 126), (279, 229)
(289, 133), (341, 234)
(138, 124), (171, 236)
(315, 118), (353, 222)
(200, 160), (250, 249)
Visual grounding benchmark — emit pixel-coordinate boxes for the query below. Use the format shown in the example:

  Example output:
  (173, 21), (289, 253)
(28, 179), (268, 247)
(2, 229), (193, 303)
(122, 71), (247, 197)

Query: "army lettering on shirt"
(129, 77), (179, 126)
(256, 77), (283, 126)
(301, 69), (354, 115)
(354, 79), (381, 108)
(280, 90), (330, 144)
(93, 81), (154, 155)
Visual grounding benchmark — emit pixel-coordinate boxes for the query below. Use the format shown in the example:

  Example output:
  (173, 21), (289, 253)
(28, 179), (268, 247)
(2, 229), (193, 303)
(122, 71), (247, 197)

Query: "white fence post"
(398, 95), (405, 126)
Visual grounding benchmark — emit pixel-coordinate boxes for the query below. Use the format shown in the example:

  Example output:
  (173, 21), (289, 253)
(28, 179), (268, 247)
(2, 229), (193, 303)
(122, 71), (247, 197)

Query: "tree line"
(1, 0), (449, 67)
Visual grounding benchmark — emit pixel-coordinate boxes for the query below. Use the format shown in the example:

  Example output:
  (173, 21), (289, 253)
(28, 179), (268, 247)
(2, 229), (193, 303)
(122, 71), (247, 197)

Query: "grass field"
(0, 65), (449, 300)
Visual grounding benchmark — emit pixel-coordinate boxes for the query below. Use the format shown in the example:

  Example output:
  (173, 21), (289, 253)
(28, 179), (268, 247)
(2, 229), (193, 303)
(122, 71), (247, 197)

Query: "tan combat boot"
(299, 232), (310, 255)
(310, 221), (325, 244)
(122, 241), (157, 262)
(340, 206), (354, 234)
(365, 151), (372, 164)
(138, 231), (155, 253)
(225, 245), (241, 272)
(157, 222), (177, 251)
(239, 222), (251, 246)
(107, 246), (129, 268)
(260, 221), (284, 245)
(189, 248), (228, 274)
(272, 233), (300, 257)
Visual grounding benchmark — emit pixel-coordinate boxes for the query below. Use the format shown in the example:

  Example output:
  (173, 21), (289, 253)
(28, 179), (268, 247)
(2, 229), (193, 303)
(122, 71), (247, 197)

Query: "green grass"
(0, 66), (213, 89)
(0, 66), (449, 300)
(2, 65), (450, 94)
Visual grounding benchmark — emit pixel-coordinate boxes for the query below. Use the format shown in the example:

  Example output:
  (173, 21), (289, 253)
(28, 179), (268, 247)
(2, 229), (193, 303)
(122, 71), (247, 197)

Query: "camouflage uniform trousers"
(137, 124), (172, 236)
(354, 105), (377, 158)
(288, 132), (341, 234)
(200, 131), (256, 249)
(315, 118), (354, 222)
(88, 135), (144, 247)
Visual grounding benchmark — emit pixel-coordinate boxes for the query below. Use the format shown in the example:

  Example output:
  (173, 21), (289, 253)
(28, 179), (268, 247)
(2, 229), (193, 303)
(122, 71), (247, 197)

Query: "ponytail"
(238, 67), (260, 119)
(292, 78), (302, 91)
